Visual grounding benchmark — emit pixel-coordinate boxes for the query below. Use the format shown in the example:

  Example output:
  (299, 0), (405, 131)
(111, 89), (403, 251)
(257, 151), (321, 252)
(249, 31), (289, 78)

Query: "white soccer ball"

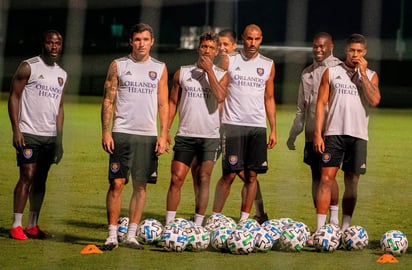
(227, 229), (255, 255)
(313, 224), (342, 252)
(279, 222), (307, 252)
(160, 224), (188, 252)
(185, 225), (211, 251)
(136, 218), (164, 245)
(342, 225), (369, 250)
(262, 221), (282, 250)
(236, 218), (260, 231)
(210, 226), (233, 252)
(380, 230), (408, 256)
(170, 217), (195, 230)
(117, 216), (129, 243)
(250, 226), (274, 252)
(204, 213), (236, 231)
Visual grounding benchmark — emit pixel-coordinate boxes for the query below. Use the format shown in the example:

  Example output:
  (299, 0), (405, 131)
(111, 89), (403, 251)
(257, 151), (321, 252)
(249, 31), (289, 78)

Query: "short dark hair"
(129, 23), (153, 40)
(43, 29), (62, 42)
(346, 33), (367, 46)
(218, 29), (237, 43)
(313, 32), (332, 42)
(198, 31), (219, 47)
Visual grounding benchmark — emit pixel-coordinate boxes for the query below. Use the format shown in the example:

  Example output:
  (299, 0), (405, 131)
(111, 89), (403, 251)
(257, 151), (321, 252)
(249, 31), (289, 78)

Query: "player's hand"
(313, 136), (324, 154)
(155, 137), (168, 156)
(198, 55), (213, 73)
(12, 130), (25, 150)
(54, 143), (64, 164)
(102, 132), (115, 154)
(357, 57), (368, 75)
(267, 132), (277, 149)
(286, 137), (296, 150)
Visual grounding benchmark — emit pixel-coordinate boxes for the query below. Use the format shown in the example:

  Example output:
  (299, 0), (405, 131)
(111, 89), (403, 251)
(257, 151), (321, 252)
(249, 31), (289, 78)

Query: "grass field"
(0, 96), (410, 269)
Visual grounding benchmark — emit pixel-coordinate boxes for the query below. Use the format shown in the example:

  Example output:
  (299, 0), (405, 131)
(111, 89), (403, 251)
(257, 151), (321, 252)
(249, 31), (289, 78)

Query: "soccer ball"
(204, 214), (236, 231)
(342, 225), (369, 250)
(136, 218), (163, 245)
(170, 217), (195, 230)
(262, 222), (282, 250)
(380, 230), (408, 256)
(292, 221), (311, 244)
(227, 229), (255, 255)
(279, 222), (307, 252)
(160, 224), (188, 252)
(185, 225), (211, 251)
(313, 224), (342, 252)
(250, 227), (274, 252)
(236, 218), (260, 231)
(117, 217), (129, 242)
(210, 226), (233, 252)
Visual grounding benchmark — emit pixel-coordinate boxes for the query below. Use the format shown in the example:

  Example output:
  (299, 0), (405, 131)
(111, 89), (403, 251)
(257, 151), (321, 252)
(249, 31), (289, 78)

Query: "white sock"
(239, 211), (249, 222)
(27, 211), (38, 229)
(341, 215), (351, 231)
(316, 214), (327, 231)
(193, 214), (205, 226)
(329, 205), (339, 225)
(127, 223), (138, 239)
(108, 224), (118, 239)
(165, 211), (176, 225)
(12, 213), (23, 228)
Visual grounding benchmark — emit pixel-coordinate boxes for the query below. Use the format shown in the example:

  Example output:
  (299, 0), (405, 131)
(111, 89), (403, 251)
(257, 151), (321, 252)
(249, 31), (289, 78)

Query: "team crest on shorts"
(148, 71), (157, 81)
(58, 77), (64, 86)
(23, 149), (33, 159)
(256, 68), (264, 76)
(110, 162), (120, 173)
(322, 153), (331, 163)
(229, 155), (238, 165)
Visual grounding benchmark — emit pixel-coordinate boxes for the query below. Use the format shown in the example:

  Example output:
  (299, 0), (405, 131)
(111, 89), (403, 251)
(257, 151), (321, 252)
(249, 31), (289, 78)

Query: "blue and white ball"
(210, 226), (233, 252)
(227, 229), (255, 255)
(279, 222), (307, 252)
(236, 218), (260, 231)
(250, 226), (274, 252)
(117, 216), (129, 243)
(185, 225), (211, 251)
(380, 230), (408, 256)
(136, 218), (163, 245)
(313, 224), (342, 252)
(160, 224), (188, 252)
(342, 225), (369, 250)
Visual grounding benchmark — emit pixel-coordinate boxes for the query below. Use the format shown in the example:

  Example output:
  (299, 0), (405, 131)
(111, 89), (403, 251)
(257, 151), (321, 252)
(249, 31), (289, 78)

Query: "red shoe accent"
(25, 225), (49, 239)
(10, 226), (28, 240)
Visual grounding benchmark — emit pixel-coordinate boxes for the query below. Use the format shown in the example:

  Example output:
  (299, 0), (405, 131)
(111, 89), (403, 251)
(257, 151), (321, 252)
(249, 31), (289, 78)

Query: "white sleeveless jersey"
(19, 56), (67, 136)
(325, 64), (375, 141)
(112, 55), (165, 136)
(221, 52), (273, 127)
(176, 64), (226, 138)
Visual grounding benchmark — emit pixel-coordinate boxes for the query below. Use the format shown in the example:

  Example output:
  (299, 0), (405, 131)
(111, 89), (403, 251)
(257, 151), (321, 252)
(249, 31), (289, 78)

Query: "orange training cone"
(80, 244), (103, 254)
(377, 254), (399, 263)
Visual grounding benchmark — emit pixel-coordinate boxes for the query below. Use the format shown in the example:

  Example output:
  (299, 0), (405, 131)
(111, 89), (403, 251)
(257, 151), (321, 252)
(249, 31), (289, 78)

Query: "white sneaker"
(125, 237), (144, 250)
(101, 236), (118, 250)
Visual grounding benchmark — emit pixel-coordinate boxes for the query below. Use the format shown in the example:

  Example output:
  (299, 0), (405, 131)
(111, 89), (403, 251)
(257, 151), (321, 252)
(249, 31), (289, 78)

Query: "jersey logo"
(335, 75), (342, 80)
(126, 71), (132, 76)
(235, 66), (241, 71)
(256, 68), (264, 76)
(23, 148), (33, 159)
(58, 77), (64, 86)
(149, 71), (157, 80)
(322, 153), (331, 163)
(229, 155), (238, 165)
(38, 75), (45, 79)
(110, 162), (120, 173)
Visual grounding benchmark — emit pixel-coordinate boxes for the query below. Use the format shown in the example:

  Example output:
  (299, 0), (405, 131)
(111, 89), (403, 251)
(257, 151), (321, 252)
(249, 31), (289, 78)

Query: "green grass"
(0, 96), (411, 269)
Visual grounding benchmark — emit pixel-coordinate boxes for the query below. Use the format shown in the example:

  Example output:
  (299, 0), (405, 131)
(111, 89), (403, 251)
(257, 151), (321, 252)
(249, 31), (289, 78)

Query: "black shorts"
(173, 136), (220, 166)
(321, 135), (367, 175)
(108, 132), (158, 184)
(16, 133), (56, 166)
(304, 141), (322, 169)
(221, 124), (268, 174)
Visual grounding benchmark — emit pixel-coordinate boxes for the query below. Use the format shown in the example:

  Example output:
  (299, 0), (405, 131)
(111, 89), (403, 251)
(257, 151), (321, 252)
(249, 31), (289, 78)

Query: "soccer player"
(287, 32), (341, 225)
(165, 31), (229, 226)
(314, 34), (381, 231)
(212, 24), (277, 222)
(101, 23), (169, 250)
(8, 30), (67, 240)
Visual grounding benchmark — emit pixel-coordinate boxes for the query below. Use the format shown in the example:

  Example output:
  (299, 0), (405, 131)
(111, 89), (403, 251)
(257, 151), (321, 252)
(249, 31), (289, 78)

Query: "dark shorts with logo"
(108, 132), (158, 184)
(304, 141), (322, 171)
(321, 135), (367, 175)
(16, 133), (55, 166)
(173, 136), (220, 166)
(221, 124), (268, 174)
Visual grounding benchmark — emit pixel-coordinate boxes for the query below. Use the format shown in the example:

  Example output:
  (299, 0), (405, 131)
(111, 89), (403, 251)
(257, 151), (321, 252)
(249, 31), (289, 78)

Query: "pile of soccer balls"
(116, 215), (408, 256)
